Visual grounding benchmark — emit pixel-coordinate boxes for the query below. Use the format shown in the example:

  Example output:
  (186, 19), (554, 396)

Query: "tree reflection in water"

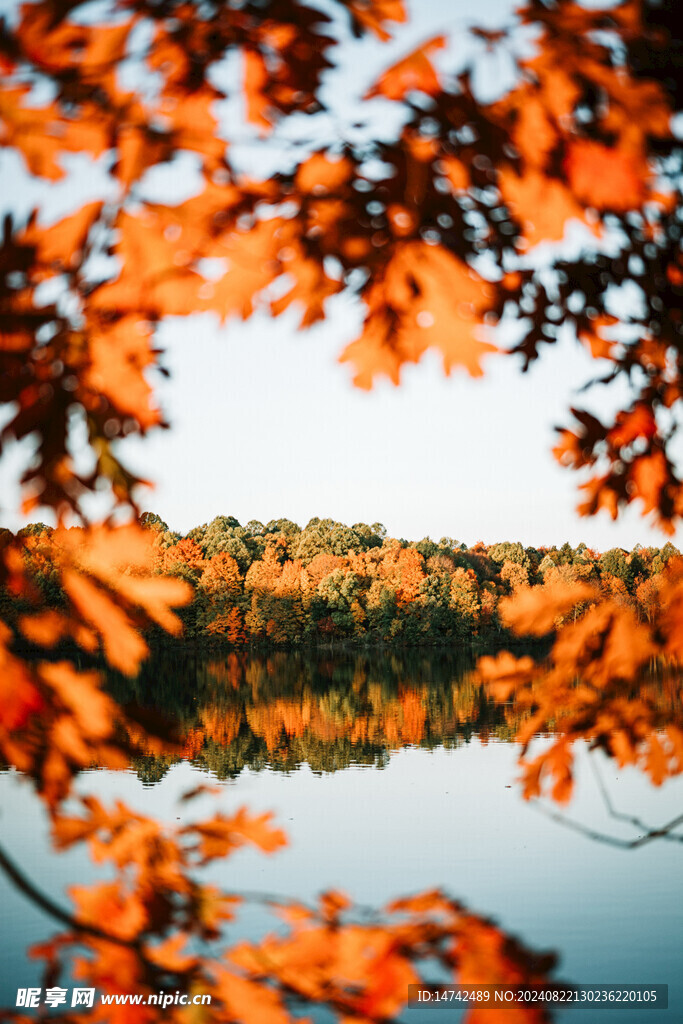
(1, 648), (681, 1024)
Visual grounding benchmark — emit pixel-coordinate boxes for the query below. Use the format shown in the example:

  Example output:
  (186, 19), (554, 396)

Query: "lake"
(1, 649), (682, 1021)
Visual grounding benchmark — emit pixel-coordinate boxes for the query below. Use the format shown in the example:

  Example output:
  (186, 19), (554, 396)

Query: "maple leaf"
(270, 233), (342, 326)
(70, 882), (148, 941)
(42, 663), (116, 743)
(512, 97), (558, 171)
(439, 156), (469, 192)
(244, 49), (272, 133)
(17, 5), (131, 77)
(17, 525), (192, 678)
(577, 475), (620, 521)
(147, 934), (198, 973)
(477, 651), (535, 701)
(205, 219), (283, 321)
(115, 124), (171, 190)
(62, 570), (149, 675)
(18, 609), (69, 647)
(163, 85), (226, 170)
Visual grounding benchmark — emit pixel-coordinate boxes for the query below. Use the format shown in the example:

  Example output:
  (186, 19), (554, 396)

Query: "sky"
(1, 0), (677, 551)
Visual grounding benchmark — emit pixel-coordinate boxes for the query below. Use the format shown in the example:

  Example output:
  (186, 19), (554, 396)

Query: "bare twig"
(0, 841), (154, 957)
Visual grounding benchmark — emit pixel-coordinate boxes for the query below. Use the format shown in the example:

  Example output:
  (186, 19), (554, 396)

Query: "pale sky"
(1, 0), (677, 551)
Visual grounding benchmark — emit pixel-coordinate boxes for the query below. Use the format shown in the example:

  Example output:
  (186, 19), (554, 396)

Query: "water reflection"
(1, 650), (682, 1022)
(111, 649), (531, 783)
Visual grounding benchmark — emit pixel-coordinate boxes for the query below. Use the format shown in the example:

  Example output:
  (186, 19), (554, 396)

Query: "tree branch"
(0, 841), (150, 954)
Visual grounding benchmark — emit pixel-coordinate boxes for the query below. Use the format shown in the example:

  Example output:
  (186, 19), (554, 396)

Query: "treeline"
(5, 515), (681, 647)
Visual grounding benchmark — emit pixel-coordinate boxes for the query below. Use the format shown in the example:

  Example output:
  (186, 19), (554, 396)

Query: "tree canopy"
(0, 0), (681, 528)
(0, 2), (682, 1022)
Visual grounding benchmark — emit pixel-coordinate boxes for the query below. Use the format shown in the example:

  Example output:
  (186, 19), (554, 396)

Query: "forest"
(3, 514), (680, 647)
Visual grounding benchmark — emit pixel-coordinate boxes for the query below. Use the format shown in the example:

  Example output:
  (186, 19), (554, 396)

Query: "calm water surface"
(1, 650), (682, 1021)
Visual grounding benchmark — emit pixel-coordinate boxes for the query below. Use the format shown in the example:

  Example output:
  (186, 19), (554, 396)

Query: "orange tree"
(0, 0), (682, 1020)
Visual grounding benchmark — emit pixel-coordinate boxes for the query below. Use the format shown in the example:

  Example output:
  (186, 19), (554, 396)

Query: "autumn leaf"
(578, 315), (618, 361)
(0, 86), (108, 179)
(62, 570), (149, 675)
(295, 152), (353, 194)
(564, 140), (647, 212)
(477, 651), (535, 701)
(607, 405), (657, 449)
(512, 97), (558, 170)
(630, 449), (671, 518)
(18, 609), (68, 647)
(21, 202), (103, 272)
(349, 0), (407, 41)
(244, 49), (271, 132)
(498, 167), (593, 248)
(70, 882), (148, 940)
(499, 581), (595, 636)
(0, 624), (44, 730)
(187, 808), (287, 863)
(340, 242), (497, 387)
(366, 36), (445, 101)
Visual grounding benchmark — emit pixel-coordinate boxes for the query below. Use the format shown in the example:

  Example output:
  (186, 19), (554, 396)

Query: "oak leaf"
(366, 36), (445, 101)
(565, 140), (647, 212)
(187, 808), (287, 863)
(340, 242), (497, 387)
(498, 167), (592, 248)
(349, 0), (407, 41)
(498, 581), (594, 636)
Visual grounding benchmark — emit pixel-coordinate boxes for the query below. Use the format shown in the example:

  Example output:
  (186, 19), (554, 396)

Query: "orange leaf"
(366, 36), (445, 101)
(565, 140), (646, 212)
(512, 97), (557, 170)
(244, 49), (271, 132)
(630, 450), (669, 515)
(62, 570), (148, 675)
(499, 167), (593, 248)
(19, 610), (68, 647)
(295, 153), (353, 195)
(607, 406), (657, 449)
(340, 242), (497, 388)
(578, 315), (617, 360)
(0, 628), (44, 729)
(22, 202), (103, 271)
(552, 428), (587, 470)
(499, 581), (594, 636)
(188, 807), (287, 863)
(85, 317), (160, 429)
(41, 663), (117, 740)
(645, 733), (668, 786)
(214, 969), (291, 1024)
(349, 0), (406, 41)
(70, 882), (147, 941)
